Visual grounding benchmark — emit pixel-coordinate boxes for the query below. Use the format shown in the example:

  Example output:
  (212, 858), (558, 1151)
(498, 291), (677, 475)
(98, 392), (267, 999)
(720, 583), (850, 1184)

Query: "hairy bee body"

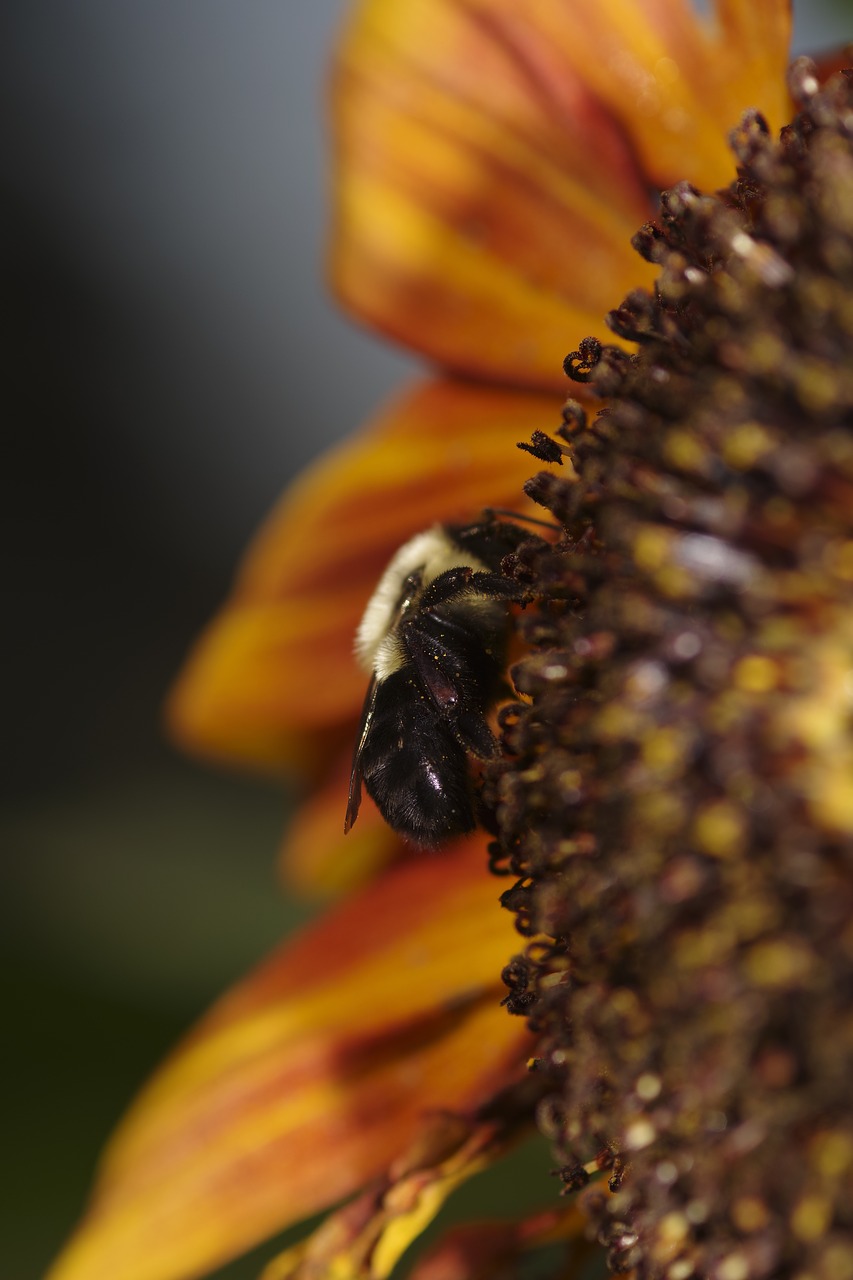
(345, 517), (533, 846)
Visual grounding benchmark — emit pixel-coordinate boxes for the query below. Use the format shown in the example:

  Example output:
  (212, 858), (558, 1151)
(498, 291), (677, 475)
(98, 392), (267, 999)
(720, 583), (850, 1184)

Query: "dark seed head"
(486, 66), (853, 1280)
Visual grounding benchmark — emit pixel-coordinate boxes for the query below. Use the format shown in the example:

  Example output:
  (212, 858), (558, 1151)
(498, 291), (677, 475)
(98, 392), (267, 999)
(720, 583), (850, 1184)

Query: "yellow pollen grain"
(676, 924), (734, 968)
(794, 358), (838, 414)
(791, 1194), (833, 1242)
(636, 790), (686, 834)
(634, 525), (670, 571)
(655, 564), (694, 598)
(667, 1262), (695, 1280)
(723, 421), (773, 469)
(521, 763), (546, 784)
(717, 1254), (750, 1280)
(611, 988), (641, 1016)
(811, 759), (853, 833)
(782, 694), (845, 751)
(744, 939), (814, 988)
(761, 616), (800, 650)
(664, 429), (707, 473)
(734, 654), (778, 693)
(637, 1072), (662, 1101)
(693, 801), (745, 859)
(625, 1117), (656, 1150)
(811, 1131), (853, 1178)
(731, 1195), (770, 1233)
(596, 702), (644, 742)
(658, 1212), (690, 1245)
(726, 894), (777, 941)
(642, 728), (685, 775)
(745, 331), (787, 374)
(829, 540), (853, 580)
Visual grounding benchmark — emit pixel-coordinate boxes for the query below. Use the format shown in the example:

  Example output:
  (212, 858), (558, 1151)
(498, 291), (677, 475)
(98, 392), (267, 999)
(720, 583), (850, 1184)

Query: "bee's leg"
(417, 566), (526, 611)
(400, 611), (501, 759)
(402, 619), (465, 711)
(480, 508), (561, 531)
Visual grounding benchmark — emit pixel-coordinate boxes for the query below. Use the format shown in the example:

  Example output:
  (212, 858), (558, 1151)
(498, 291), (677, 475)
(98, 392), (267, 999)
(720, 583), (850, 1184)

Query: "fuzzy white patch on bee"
(355, 526), (490, 678)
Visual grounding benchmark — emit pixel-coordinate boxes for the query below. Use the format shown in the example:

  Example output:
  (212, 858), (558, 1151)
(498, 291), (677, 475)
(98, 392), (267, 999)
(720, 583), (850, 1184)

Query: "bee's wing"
(344, 672), (379, 834)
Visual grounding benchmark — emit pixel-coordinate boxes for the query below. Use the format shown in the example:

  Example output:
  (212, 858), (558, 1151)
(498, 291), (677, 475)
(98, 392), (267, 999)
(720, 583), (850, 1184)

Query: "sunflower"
(48, 3), (818, 1280)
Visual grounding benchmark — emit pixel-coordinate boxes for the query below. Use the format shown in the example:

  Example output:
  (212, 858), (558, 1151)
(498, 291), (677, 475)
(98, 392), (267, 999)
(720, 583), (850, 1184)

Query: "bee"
(344, 514), (539, 846)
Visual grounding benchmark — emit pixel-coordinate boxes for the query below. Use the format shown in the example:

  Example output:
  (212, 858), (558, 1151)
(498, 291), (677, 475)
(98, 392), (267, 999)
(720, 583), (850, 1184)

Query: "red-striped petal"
(48, 841), (531, 1280)
(331, 0), (792, 388)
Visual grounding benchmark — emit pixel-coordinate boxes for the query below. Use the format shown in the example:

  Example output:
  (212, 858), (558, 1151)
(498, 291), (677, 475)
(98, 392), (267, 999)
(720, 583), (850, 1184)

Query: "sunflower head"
(488, 62), (853, 1280)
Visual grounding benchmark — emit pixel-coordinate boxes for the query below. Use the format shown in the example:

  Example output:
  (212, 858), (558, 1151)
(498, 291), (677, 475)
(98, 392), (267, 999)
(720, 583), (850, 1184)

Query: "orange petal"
(280, 747), (404, 897)
(331, 0), (654, 391)
(519, 0), (792, 187)
(166, 377), (564, 773)
(48, 841), (531, 1280)
(261, 1108), (534, 1280)
(330, 0), (791, 389)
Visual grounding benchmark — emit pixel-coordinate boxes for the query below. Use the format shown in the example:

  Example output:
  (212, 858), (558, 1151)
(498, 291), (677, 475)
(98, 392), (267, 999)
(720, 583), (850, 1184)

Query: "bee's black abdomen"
(346, 515), (547, 845)
(359, 673), (475, 845)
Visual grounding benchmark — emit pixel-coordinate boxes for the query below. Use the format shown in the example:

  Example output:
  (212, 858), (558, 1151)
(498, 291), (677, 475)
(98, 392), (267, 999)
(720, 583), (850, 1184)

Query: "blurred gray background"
(2, 3), (851, 1277)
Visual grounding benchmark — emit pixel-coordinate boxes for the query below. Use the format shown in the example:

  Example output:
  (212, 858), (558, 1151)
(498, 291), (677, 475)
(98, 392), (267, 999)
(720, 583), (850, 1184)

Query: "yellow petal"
(331, 0), (791, 389)
(715, 0), (792, 135)
(261, 1109), (531, 1280)
(166, 378), (564, 774)
(48, 842), (531, 1280)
